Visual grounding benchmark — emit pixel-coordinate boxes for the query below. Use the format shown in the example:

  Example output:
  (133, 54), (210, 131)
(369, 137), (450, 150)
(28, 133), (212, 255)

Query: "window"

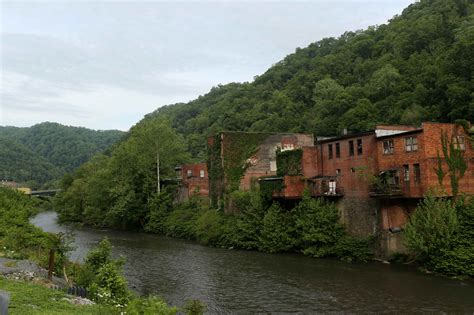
(200, 170), (205, 178)
(357, 139), (363, 155)
(383, 139), (394, 155)
(336, 169), (341, 176)
(187, 170), (193, 178)
(328, 144), (333, 159)
(405, 136), (418, 152)
(414, 163), (420, 183)
(454, 136), (466, 151)
(403, 164), (409, 182)
(349, 140), (354, 156)
(335, 143), (340, 158)
(350, 167), (355, 173)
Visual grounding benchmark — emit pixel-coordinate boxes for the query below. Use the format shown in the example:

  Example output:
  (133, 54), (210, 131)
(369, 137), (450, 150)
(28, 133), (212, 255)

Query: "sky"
(1, 0), (414, 131)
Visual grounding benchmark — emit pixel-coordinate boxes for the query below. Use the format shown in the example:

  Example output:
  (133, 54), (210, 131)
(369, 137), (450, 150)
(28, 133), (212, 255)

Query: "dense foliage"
(54, 118), (190, 230)
(148, 0), (473, 160)
(145, 190), (373, 262)
(0, 136), (62, 188)
(0, 187), (71, 274)
(405, 196), (474, 278)
(0, 122), (123, 187)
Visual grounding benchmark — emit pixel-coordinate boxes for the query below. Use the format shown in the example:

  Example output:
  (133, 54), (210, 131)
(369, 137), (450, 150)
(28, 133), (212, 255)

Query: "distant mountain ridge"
(0, 122), (124, 187)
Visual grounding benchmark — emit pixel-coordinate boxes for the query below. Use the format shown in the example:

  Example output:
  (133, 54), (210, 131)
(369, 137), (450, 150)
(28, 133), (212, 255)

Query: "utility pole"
(157, 150), (160, 194)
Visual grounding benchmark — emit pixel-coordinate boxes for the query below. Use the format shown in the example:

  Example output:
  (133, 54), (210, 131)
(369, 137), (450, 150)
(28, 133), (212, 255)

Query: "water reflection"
(31, 212), (474, 313)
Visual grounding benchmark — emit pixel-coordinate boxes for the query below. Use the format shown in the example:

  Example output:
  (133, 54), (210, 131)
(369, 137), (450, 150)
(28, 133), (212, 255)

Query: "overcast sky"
(1, 0), (414, 131)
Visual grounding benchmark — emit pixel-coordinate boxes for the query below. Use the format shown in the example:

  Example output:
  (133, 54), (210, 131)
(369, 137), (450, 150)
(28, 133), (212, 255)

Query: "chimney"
(342, 128), (348, 135)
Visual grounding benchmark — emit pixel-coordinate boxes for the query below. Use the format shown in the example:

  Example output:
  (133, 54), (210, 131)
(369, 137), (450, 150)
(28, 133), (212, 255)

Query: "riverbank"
(0, 187), (184, 314)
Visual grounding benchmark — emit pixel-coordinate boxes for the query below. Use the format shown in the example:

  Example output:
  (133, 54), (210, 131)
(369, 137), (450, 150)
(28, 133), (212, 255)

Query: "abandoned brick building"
(174, 163), (209, 203)
(176, 122), (472, 257)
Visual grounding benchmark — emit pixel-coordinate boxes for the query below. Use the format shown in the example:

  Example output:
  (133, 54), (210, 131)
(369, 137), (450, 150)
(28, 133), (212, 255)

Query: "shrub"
(184, 299), (206, 315)
(126, 296), (178, 315)
(145, 191), (174, 234)
(88, 261), (129, 307)
(334, 235), (373, 262)
(294, 197), (344, 258)
(194, 209), (225, 245)
(404, 195), (459, 262)
(259, 203), (296, 253)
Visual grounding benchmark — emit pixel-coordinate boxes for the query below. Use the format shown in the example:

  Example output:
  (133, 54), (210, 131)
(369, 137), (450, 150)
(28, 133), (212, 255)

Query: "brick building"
(174, 163), (209, 202)
(207, 131), (314, 209)
(264, 122), (473, 256)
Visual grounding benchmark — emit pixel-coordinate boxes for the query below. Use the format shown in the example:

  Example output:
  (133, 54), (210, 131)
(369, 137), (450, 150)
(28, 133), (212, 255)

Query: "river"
(31, 211), (474, 313)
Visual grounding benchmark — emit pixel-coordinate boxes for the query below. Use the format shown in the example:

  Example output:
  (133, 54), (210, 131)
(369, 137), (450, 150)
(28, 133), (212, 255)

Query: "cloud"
(1, 0), (414, 130)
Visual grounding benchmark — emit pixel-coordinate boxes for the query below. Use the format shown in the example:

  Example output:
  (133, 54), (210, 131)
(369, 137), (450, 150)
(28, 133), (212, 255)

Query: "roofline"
(376, 129), (423, 139)
(215, 131), (314, 137)
(317, 130), (375, 144)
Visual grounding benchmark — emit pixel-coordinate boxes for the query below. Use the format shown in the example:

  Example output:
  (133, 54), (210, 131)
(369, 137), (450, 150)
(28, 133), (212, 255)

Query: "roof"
(316, 130), (375, 144)
(376, 128), (423, 139)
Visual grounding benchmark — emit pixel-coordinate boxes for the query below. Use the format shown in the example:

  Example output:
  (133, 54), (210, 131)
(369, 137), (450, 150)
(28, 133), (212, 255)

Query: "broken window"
(403, 164), (410, 182)
(357, 139), (363, 155)
(383, 139), (394, 155)
(349, 140), (354, 156)
(405, 136), (418, 152)
(414, 163), (420, 183)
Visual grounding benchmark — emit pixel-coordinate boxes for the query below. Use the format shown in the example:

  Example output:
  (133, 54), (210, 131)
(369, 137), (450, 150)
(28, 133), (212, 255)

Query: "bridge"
(30, 189), (61, 197)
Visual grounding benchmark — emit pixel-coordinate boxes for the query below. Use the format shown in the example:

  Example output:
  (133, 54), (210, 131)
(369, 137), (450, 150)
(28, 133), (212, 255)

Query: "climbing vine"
(276, 148), (303, 176)
(208, 132), (269, 208)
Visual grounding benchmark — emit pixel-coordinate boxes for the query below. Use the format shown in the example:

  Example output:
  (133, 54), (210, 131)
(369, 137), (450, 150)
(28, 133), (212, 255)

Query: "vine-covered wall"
(276, 148), (303, 176)
(208, 132), (269, 209)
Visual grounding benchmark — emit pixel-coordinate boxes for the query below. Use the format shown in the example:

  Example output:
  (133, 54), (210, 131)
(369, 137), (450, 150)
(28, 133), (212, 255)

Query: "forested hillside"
(150, 0), (473, 160)
(0, 122), (124, 187)
(0, 136), (62, 186)
(55, 0), (473, 231)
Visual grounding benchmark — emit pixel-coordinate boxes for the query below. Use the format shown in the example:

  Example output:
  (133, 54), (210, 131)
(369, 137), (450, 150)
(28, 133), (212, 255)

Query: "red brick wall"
(302, 146), (319, 178)
(181, 163), (209, 197)
(376, 123), (473, 197)
(319, 133), (378, 197)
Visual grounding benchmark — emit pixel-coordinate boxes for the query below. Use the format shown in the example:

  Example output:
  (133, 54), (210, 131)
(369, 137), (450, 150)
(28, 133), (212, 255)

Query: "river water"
(31, 211), (474, 313)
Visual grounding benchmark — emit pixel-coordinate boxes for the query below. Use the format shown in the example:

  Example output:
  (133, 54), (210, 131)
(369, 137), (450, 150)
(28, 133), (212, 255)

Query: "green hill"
(0, 136), (62, 187)
(54, 0), (473, 229)
(150, 0), (473, 160)
(0, 122), (124, 187)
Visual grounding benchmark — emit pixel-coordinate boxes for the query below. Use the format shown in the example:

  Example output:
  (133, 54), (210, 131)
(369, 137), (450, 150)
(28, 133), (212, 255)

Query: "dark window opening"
(414, 163), (420, 183)
(403, 164), (410, 182)
(328, 144), (333, 159)
(357, 139), (363, 155)
(383, 139), (394, 154)
(335, 143), (340, 158)
(349, 140), (354, 156)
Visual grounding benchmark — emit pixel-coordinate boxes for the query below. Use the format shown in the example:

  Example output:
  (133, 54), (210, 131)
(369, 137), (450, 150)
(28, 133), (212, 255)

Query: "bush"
(405, 195), (474, 278)
(126, 296), (178, 315)
(145, 191), (174, 234)
(184, 299), (206, 315)
(334, 235), (373, 262)
(259, 203), (296, 253)
(404, 195), (459, 262)
(294, 197), (344, 258)
(194, 209), (225, 245)
(88, 261), (129, 307)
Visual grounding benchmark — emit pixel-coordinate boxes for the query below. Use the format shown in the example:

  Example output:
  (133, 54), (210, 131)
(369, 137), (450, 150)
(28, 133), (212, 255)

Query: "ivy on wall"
(276, 148), (303, 177)
(208, 132), (269, 209)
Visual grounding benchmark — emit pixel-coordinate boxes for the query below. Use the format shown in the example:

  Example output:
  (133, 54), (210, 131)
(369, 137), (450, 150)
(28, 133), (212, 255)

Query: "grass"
(0, 277), (118, 315)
